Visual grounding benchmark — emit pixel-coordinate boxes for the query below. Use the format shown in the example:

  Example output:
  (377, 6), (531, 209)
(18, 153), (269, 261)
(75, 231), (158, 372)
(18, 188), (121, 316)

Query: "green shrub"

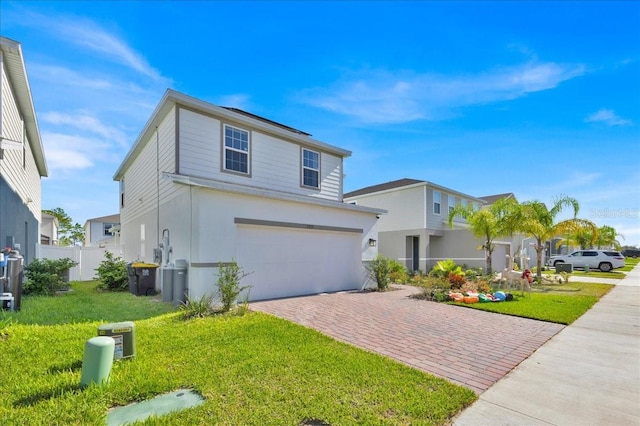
(216, 261), (252, 313)
(430, 259), (464, 279)
(95, 251), (128, 291)
(180, 292), (217, 319)
(366, 255), (392, 290)
(23, 257), (77, 295)
(410, 275), (451, 301)
(430, 290), (451, 302)
(389, 259), (408, 283)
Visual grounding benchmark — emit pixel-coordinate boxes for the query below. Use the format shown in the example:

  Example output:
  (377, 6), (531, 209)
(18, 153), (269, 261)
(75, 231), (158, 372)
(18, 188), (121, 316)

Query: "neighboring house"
(0, 37), (48, 265)
(83, 213), (120, 247)
(478, 192), (516, 206)
(40, 212), (59, 245)
(344, 179), (517, 273)
(113, 89), (383, 301)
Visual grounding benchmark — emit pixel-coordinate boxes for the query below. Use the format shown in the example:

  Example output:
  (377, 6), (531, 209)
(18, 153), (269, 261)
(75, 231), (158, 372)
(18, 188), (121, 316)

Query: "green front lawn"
(1, 282), (476, 425)
(622, 256), (640, 272)
(451, 282), (613, 324)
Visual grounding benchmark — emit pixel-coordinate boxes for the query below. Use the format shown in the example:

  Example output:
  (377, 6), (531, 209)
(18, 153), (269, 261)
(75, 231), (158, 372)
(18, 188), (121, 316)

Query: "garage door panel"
(236, 225), (361, 301)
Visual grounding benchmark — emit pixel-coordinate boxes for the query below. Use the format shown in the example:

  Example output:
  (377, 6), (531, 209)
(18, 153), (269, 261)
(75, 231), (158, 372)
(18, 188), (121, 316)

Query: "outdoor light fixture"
(369, 238), (377, 247)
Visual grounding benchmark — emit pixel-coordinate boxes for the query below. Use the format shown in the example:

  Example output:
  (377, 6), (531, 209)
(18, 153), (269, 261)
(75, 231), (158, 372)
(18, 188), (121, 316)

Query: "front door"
(412, 236), (420, 272)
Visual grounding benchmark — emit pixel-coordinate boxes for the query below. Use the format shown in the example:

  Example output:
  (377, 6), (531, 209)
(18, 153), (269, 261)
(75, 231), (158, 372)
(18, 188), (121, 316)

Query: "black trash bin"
(131, 263), (158, 296)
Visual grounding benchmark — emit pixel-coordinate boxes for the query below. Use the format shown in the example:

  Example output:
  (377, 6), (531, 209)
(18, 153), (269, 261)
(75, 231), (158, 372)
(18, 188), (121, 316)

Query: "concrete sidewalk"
(454, 265), (640, 426)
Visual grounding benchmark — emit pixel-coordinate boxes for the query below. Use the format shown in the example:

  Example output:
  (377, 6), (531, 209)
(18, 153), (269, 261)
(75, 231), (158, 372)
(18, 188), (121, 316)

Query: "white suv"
(548, 250), (625, 272)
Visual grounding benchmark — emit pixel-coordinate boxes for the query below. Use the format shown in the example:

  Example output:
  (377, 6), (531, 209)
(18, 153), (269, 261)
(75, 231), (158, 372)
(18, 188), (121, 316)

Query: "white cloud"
(21, 11), (169, 84)
(41, 132), (112, 173)
(585, 109), (632, 126)
(41, 112), (129, 148)
(30, 62), (162, 129)
(300, 61), (586, 124)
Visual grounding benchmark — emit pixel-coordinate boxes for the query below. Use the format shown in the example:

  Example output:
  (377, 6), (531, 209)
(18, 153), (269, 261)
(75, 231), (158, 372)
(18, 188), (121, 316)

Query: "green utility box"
(98, 321), (136, 359)
(80, 336), (115, 388)
(555, 263), (573, 273)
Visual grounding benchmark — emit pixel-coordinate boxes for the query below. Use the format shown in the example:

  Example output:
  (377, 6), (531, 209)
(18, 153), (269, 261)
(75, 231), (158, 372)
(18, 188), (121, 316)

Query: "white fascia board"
(164, 172), (387, 216)
(168, 90), (352, 157)
(344, 181), (428, 200)
(0, 36), (48, 176)
(345, 180), (487, 204)
(114, 89), (351, 180)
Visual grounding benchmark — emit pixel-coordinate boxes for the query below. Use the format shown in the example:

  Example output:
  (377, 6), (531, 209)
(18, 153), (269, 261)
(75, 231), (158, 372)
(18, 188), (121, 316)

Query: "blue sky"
(2, 1), (639, 246)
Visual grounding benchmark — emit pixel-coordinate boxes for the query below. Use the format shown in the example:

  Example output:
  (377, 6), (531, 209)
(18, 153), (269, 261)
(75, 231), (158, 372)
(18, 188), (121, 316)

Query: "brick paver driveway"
(251, 285), (565, 394)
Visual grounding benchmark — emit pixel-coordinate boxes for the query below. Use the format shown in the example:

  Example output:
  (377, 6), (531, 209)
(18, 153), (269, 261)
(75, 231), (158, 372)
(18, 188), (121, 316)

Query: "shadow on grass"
(47, 359), (83, 374)
(13, 383), (82, 408)
(300, 419), (331, 426)
(532, 287), (581, 293)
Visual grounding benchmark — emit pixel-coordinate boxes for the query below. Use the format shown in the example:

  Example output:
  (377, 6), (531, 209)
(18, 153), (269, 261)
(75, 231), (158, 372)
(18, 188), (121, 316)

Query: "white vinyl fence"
(38, 245), (119, 281)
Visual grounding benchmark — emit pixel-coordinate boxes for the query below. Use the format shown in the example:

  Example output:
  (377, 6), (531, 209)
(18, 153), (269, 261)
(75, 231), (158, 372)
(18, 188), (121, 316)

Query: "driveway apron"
(251, 285), (564, 394)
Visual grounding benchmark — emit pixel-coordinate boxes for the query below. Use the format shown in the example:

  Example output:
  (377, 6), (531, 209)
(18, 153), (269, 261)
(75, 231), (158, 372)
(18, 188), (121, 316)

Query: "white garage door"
(235, 224), (363, 301)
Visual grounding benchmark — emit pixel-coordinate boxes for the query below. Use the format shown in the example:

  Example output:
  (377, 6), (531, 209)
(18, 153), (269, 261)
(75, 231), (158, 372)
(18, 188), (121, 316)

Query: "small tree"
(95, 251), (128, 291)
(447, 197), (520, 274)
(43, 207), (85, 246)
(216, 261), (252, 312)
(366, 255), (391, 291)
(517, 196), (598, 281)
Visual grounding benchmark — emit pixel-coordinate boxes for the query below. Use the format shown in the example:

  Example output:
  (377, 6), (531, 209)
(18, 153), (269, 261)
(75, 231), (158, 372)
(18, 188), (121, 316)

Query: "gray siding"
(177, 108), (342, 201)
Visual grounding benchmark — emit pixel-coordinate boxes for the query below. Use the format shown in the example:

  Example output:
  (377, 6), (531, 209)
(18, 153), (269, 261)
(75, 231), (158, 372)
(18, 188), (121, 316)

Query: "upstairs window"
(223, 124), (250, 174)
(448, 195), (455, 215)
(103, 223), (118, 236)
(302, 148), (320, 189)
(433, 190), (441, 215)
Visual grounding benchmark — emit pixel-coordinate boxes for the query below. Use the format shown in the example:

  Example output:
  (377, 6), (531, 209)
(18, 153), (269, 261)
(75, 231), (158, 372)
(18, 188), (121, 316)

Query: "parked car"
(622, 249), (640, 258)
(547, 250), (625, 272)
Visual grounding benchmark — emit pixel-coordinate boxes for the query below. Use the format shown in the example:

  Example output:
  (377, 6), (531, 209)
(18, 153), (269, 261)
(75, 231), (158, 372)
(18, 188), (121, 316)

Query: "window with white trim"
(302, 148), (320, 189)
(103, 223), (118, 236)
(223, 124), (250, 174)
(448, 195), (455, 215)
(433, 190), (441, 215)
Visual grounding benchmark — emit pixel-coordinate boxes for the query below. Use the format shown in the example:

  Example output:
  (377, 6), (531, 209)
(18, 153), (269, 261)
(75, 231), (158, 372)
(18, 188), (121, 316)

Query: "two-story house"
(345, 178), (518, 273)
(0, 37), (48, 265)
(114, 90), (383, 301)
(83, 213), (120, 247)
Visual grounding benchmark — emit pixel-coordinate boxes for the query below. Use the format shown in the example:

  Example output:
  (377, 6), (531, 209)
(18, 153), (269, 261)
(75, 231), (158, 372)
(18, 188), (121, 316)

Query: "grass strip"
(450, 282), (613, 324)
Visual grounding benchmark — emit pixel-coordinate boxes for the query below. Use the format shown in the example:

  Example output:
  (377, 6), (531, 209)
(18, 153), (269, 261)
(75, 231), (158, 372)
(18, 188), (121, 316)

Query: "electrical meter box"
(98, 321), (136, 359)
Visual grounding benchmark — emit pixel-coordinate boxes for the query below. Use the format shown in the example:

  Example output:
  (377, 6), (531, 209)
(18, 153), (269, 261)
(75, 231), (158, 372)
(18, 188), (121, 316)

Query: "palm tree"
(595, 225), (624, 249)
(517, 195), (598, 280)
(447, 197), (520, 274)
(555, 222), (599, 251)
